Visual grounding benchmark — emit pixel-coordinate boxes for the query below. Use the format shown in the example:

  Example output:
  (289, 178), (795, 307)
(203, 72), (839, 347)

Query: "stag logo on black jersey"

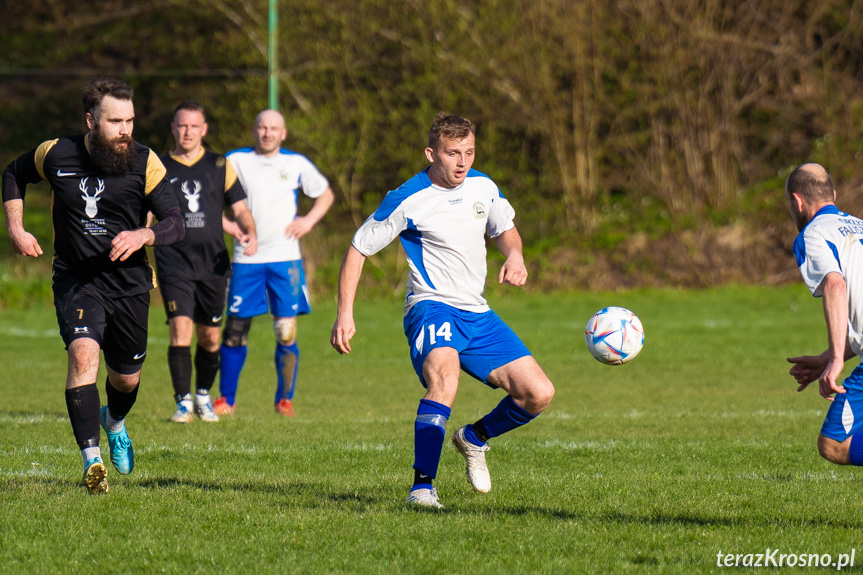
(79, 177), (104, 219)
(182, 180), (202, 213)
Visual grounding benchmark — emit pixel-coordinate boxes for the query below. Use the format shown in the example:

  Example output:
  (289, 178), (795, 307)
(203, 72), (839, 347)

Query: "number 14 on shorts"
(416, 322), (453, 352)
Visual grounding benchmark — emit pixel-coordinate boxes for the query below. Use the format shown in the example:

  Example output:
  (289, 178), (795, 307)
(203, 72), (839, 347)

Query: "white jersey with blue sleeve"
(794, 205), (863, 357)
(352, 168), (515, 315)
(226, 147), (329, 264)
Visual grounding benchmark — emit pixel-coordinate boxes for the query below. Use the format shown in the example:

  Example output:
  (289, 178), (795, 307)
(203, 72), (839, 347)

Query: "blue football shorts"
(402, 300), (531, 388)
(820, 363), (863, 442)
(226, 261), (311, 319)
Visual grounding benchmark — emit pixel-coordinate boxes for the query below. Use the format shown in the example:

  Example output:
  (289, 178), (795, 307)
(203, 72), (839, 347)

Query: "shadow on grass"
(134, 475), (383, 506)
(467, 504), (863, 531)
(9, 474), (863, 532)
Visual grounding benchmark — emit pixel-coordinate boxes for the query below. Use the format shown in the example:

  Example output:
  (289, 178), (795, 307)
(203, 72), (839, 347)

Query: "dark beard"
(90, 127), (138, 175)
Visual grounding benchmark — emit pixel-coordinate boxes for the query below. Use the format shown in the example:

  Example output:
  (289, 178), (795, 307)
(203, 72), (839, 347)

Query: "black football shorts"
(53, 279), (149, 375)
(158, 276), (228, 327)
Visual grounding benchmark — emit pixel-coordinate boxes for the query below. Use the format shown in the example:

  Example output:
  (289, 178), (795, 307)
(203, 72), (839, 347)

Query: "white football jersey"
(352, 168), (516, 315)
(795, 205), (863, 357)
(227, 147), (329, 263)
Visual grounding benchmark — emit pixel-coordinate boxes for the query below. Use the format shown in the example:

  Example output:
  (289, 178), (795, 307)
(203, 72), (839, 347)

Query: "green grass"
(1, 286), (861, 573)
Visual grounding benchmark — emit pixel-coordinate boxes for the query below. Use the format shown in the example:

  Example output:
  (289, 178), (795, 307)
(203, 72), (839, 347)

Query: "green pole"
(268, 0), (278, 111)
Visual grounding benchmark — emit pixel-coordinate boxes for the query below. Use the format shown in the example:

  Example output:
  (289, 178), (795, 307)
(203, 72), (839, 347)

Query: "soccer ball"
(584, 306), (644, 365)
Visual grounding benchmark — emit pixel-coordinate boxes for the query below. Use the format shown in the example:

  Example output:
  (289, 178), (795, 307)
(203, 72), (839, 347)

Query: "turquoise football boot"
(100, 406), (134, 475)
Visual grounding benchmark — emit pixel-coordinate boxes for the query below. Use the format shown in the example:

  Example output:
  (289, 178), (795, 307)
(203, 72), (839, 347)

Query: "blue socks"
(219, 343), (247, 405)
(849, 434), (863, 466)
(413, 399), (451, 487)
(275, 343), (300, 402)
(481, 395), (539, 439)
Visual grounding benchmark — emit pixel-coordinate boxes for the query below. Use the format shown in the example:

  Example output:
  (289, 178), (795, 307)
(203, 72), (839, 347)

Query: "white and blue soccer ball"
(584, 306), (644, 365)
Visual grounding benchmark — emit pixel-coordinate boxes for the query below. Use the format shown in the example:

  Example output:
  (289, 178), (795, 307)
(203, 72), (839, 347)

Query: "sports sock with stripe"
(219, 343), (247, 405)
(479, 395), (539, 439)
(413, 399), (451, 487)
(275, 342), (299, 402)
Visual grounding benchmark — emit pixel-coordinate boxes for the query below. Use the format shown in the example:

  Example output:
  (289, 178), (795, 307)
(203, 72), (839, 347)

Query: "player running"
(2, 77), (184, 493)
(154, 101), (256, 423)
(330, 113), (555, 508)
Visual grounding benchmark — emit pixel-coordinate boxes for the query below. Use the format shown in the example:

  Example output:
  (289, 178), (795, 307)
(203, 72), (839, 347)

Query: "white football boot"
(194, 393), (220, 422)
(452, 426), (491, 493)
(405, 487), (444, 509)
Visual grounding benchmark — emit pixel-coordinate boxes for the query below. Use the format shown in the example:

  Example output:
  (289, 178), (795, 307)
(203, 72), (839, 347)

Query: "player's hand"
(285, 217), (314, 240)
(818, 357), (847, 401)
(499, 256), (527, 287)
(9, 229), (43, 257)
(787, 353), (828, 390)
(111, 229), (153, 261)
(241, 233), (258, 256)
(330, 314), (356, 355)
(223, 218), (243, 239)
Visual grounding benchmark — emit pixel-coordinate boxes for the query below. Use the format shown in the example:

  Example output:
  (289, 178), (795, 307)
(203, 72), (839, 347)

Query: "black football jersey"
(2, 134), (180, 297)
(155, 149), (247, 280)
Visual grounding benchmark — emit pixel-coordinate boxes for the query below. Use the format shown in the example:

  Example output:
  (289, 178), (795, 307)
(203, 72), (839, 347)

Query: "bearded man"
(1, 76), (185, 494)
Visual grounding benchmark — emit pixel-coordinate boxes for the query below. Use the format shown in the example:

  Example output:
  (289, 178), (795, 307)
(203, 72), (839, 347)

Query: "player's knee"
(531, 379), (555, 413)
(817, 434), (850, 464)
(222, 317), (252, 347)
(273, 318), (297, 346)
(108, 372), (140, 393)
(515, 378), (554, 415)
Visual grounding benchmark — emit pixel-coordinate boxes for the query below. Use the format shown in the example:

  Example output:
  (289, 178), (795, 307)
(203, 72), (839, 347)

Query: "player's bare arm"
(285, 187), (335, 240)
(3, 199), (43, 257)
(817, 271), (849, 400)
(230, 199), (257, 255)
(222, 213), (243, 238)
(330, 245), (366, 355)
(494, 227), (527, 287)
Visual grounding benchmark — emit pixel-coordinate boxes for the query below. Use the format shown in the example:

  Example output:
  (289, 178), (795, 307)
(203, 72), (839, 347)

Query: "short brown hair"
(81, 77), (134, 120)
(786, 164), (834, 204)
(173, 100), (207, 122)
(428, 113), (476, 149)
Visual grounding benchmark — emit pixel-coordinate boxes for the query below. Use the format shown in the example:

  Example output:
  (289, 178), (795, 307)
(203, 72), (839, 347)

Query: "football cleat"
(452, 426), (491, 493)
(100, 406), (134, 475)
(170, 401), (194, 424)
(194, 396), (219, 422)
(82, 457), (108, 494)
(405, 487), (443, 509)
(275, 399), (295, 417)
(212, 396), (235, 416)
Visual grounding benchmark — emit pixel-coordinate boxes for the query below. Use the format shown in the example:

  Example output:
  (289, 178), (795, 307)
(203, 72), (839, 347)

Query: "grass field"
(1, 285), (862, 574)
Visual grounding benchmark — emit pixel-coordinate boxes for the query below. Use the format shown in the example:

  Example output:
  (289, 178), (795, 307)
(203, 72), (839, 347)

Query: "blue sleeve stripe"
(373, 170), (430, 221)
(399, 218), (436, 290)
(793, 233), (806, 267)
(826, 240), (842, 272)
(225, 147), (255, 157)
